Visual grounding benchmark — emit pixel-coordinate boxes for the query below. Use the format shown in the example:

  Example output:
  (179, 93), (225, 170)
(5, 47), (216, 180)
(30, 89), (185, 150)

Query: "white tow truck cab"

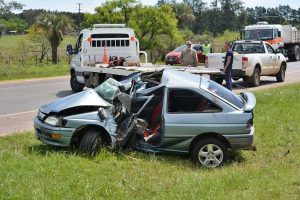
(242, 21), (300, 61)
(66, 24), (148, 92)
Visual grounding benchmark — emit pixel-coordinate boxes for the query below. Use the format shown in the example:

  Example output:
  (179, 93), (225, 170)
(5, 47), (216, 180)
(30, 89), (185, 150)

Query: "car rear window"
(232, 43), (265, 54)
(207, 81), (244, 109)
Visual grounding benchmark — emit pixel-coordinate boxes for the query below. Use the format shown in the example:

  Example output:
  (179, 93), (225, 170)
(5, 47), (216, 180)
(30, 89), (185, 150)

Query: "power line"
(77, 3), (81, 32)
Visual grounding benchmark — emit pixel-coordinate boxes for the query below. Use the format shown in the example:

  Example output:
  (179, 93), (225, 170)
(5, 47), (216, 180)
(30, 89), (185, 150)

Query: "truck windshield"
(245, 29), (274, 40)
(232, 43), (265, 54)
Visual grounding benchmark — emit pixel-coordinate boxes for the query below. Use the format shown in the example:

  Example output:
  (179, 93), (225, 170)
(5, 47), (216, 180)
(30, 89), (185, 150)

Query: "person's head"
(224, 42), (231, 52)
(205, 41), (208, 45)
(186, 41), (192, 49)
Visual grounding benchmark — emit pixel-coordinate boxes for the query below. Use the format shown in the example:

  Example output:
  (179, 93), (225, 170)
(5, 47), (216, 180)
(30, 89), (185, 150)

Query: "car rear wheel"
(250, 67), (260, 87)
(70, 74), (84, 93)
(192, 138), (228, 168)
(79, 129), (103, 156)
(276, 63), (286, 82)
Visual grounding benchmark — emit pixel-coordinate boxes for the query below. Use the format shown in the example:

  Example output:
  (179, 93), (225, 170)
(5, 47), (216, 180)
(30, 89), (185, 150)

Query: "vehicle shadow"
(27, 144), (246, 168)
(56, 90), (74, 98)
(232, 79), (279, 90)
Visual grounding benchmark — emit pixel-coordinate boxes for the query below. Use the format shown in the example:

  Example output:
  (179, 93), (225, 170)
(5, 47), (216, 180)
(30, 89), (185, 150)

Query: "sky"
(15, 0), (300, 13)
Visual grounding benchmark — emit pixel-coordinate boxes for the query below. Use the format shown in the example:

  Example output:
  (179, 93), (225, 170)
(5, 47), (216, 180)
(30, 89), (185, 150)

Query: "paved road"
(1, 62), (300, 135)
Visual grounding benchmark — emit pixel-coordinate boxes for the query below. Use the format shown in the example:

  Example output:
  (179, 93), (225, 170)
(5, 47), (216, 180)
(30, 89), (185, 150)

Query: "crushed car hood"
(40, 89), (111, 114)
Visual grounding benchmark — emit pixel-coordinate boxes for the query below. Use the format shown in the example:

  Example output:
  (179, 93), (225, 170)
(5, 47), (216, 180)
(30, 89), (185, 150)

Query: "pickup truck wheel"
(250, 67), (260, 87)
(192, 138), (228, 168)
(79, 129), (103, 156)
(276, 63), (286, 82)
(70, 74), (84, 93)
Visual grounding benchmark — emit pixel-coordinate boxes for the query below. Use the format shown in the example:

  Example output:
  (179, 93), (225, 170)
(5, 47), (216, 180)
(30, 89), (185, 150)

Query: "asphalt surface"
(1, 62), (300, 136)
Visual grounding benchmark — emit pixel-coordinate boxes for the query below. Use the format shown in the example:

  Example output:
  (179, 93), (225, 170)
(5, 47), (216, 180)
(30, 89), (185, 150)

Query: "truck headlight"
(44, 116), (60, 126)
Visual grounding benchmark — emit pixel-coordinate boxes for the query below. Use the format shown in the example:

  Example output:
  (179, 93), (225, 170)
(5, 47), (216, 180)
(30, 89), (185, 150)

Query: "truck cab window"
(266, 44), (275, 54)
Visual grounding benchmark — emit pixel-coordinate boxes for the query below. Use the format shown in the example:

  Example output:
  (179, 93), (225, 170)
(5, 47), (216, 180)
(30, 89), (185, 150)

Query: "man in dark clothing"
(223, 42), (233, 90)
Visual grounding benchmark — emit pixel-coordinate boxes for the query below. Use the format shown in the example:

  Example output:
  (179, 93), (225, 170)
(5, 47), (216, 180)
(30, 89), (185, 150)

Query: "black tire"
(192, 138), (228, 168)
(294, 46), (300, 61)
(276, 63), (286, 82)
(250, 67), (260, 87)
(232, 77), (240, 81)
(70, 74), (84, 93)
(210, 76), (223, 84)
(79, 129), (103, 156)
(288, 45), (300, 61)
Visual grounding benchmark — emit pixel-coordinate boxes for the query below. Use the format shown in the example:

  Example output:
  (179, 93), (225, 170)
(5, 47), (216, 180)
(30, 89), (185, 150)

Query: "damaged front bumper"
(34, 117), (76, 146)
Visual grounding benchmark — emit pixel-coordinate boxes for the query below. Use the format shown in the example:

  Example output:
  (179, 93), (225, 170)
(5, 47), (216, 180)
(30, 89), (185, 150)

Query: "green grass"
(0, 35), (75, 81)
(0, 63), (69, 81)
(0, 80), (300, 199)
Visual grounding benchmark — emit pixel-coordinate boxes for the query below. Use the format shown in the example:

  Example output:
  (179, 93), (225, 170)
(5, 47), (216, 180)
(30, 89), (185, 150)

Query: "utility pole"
(77, 3), (82, 32)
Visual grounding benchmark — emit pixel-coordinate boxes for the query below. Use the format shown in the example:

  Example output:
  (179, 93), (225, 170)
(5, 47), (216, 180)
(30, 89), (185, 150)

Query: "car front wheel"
(192, 138), (228, 168)
(79, 129), (104, 156)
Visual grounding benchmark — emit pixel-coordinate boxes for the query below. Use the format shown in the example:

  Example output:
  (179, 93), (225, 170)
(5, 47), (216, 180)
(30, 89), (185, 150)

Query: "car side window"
(167, 89), (222, 113)
(266, 43), (275, 54)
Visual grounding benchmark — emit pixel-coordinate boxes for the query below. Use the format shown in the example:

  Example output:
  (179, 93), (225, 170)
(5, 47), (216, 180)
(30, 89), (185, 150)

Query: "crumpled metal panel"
(40, 89), (111, 114)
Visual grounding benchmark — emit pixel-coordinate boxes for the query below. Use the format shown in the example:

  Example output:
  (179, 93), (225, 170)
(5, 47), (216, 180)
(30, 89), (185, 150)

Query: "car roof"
(160, 69), (209, 88)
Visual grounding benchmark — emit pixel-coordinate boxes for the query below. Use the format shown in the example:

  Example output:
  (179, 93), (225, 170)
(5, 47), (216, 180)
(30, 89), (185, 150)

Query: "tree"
(128, 4), (183, 62)
(27, 26), (50, 63)
(0, 0), (23, 19)
(35, 13), (75, 64)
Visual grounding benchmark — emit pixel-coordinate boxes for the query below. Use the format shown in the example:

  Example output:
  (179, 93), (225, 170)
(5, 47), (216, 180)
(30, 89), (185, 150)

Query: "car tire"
(192, 138), (228, 168)
(250, 67), (260, 87)
(70, 74), (84, 93)
(79, 129), (103, 156)
(276, 63), (286, 82)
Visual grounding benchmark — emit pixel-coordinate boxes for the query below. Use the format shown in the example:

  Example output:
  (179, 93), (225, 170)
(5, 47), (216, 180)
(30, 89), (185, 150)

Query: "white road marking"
(0, 110), (37, 118)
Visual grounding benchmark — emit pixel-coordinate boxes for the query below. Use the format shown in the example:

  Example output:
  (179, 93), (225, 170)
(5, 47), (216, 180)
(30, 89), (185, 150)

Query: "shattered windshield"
(207, 81), (244, 109)
(94, 78), (121, 103)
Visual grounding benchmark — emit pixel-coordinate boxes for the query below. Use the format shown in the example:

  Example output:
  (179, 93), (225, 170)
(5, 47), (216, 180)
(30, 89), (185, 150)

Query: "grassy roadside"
(0, 63), (69, 81)
(0, 84), (300, 199)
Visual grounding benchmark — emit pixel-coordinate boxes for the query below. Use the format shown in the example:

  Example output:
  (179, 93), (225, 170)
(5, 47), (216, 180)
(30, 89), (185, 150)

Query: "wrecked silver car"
(34, 69), (256, 167)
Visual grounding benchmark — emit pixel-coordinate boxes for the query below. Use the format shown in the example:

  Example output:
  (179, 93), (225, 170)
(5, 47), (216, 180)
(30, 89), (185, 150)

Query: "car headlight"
(38, 111), (46, 121)
(44, 116), (60, 126)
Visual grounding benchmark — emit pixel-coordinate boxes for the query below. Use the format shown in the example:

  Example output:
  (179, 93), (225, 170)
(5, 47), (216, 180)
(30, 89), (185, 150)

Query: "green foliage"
(0, 84), (300, 199)
(0, 0), (23, 18)
(35, 13), (76, 64)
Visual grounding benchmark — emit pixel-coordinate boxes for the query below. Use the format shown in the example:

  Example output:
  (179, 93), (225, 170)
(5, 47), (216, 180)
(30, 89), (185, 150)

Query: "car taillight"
(242, 57), (248, 69)
(205, 56), (208, 68)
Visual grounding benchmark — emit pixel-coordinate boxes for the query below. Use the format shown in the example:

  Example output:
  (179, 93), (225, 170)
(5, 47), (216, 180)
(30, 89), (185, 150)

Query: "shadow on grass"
(26, 144), (246, 169)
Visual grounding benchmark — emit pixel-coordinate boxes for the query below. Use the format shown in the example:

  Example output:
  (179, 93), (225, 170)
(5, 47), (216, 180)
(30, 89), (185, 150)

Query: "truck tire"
(276, 63), (286, 82)
(70, 74), (84, 93)
(289, 45), (300, 61)
(295, 46), (300, 61)
(250, 67), (260, 87)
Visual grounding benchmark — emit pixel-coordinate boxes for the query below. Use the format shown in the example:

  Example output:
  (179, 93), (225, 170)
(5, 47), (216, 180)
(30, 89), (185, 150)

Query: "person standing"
(223, 42), (233, 90)
(180, 41), (198, 67)
(202, 41), (212, 65)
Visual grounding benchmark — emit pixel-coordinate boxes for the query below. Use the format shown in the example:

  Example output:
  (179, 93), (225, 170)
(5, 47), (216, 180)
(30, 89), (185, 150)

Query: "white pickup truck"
(206, 40), (287, 86)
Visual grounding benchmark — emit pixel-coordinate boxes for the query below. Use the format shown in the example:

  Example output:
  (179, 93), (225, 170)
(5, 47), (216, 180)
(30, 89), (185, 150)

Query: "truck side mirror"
(66, 44), (73, 55)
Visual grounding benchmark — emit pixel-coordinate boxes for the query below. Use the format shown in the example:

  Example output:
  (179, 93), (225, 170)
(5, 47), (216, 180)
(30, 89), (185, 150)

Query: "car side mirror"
(275, 49), (281, 54)
(66, 44), (73, 55)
